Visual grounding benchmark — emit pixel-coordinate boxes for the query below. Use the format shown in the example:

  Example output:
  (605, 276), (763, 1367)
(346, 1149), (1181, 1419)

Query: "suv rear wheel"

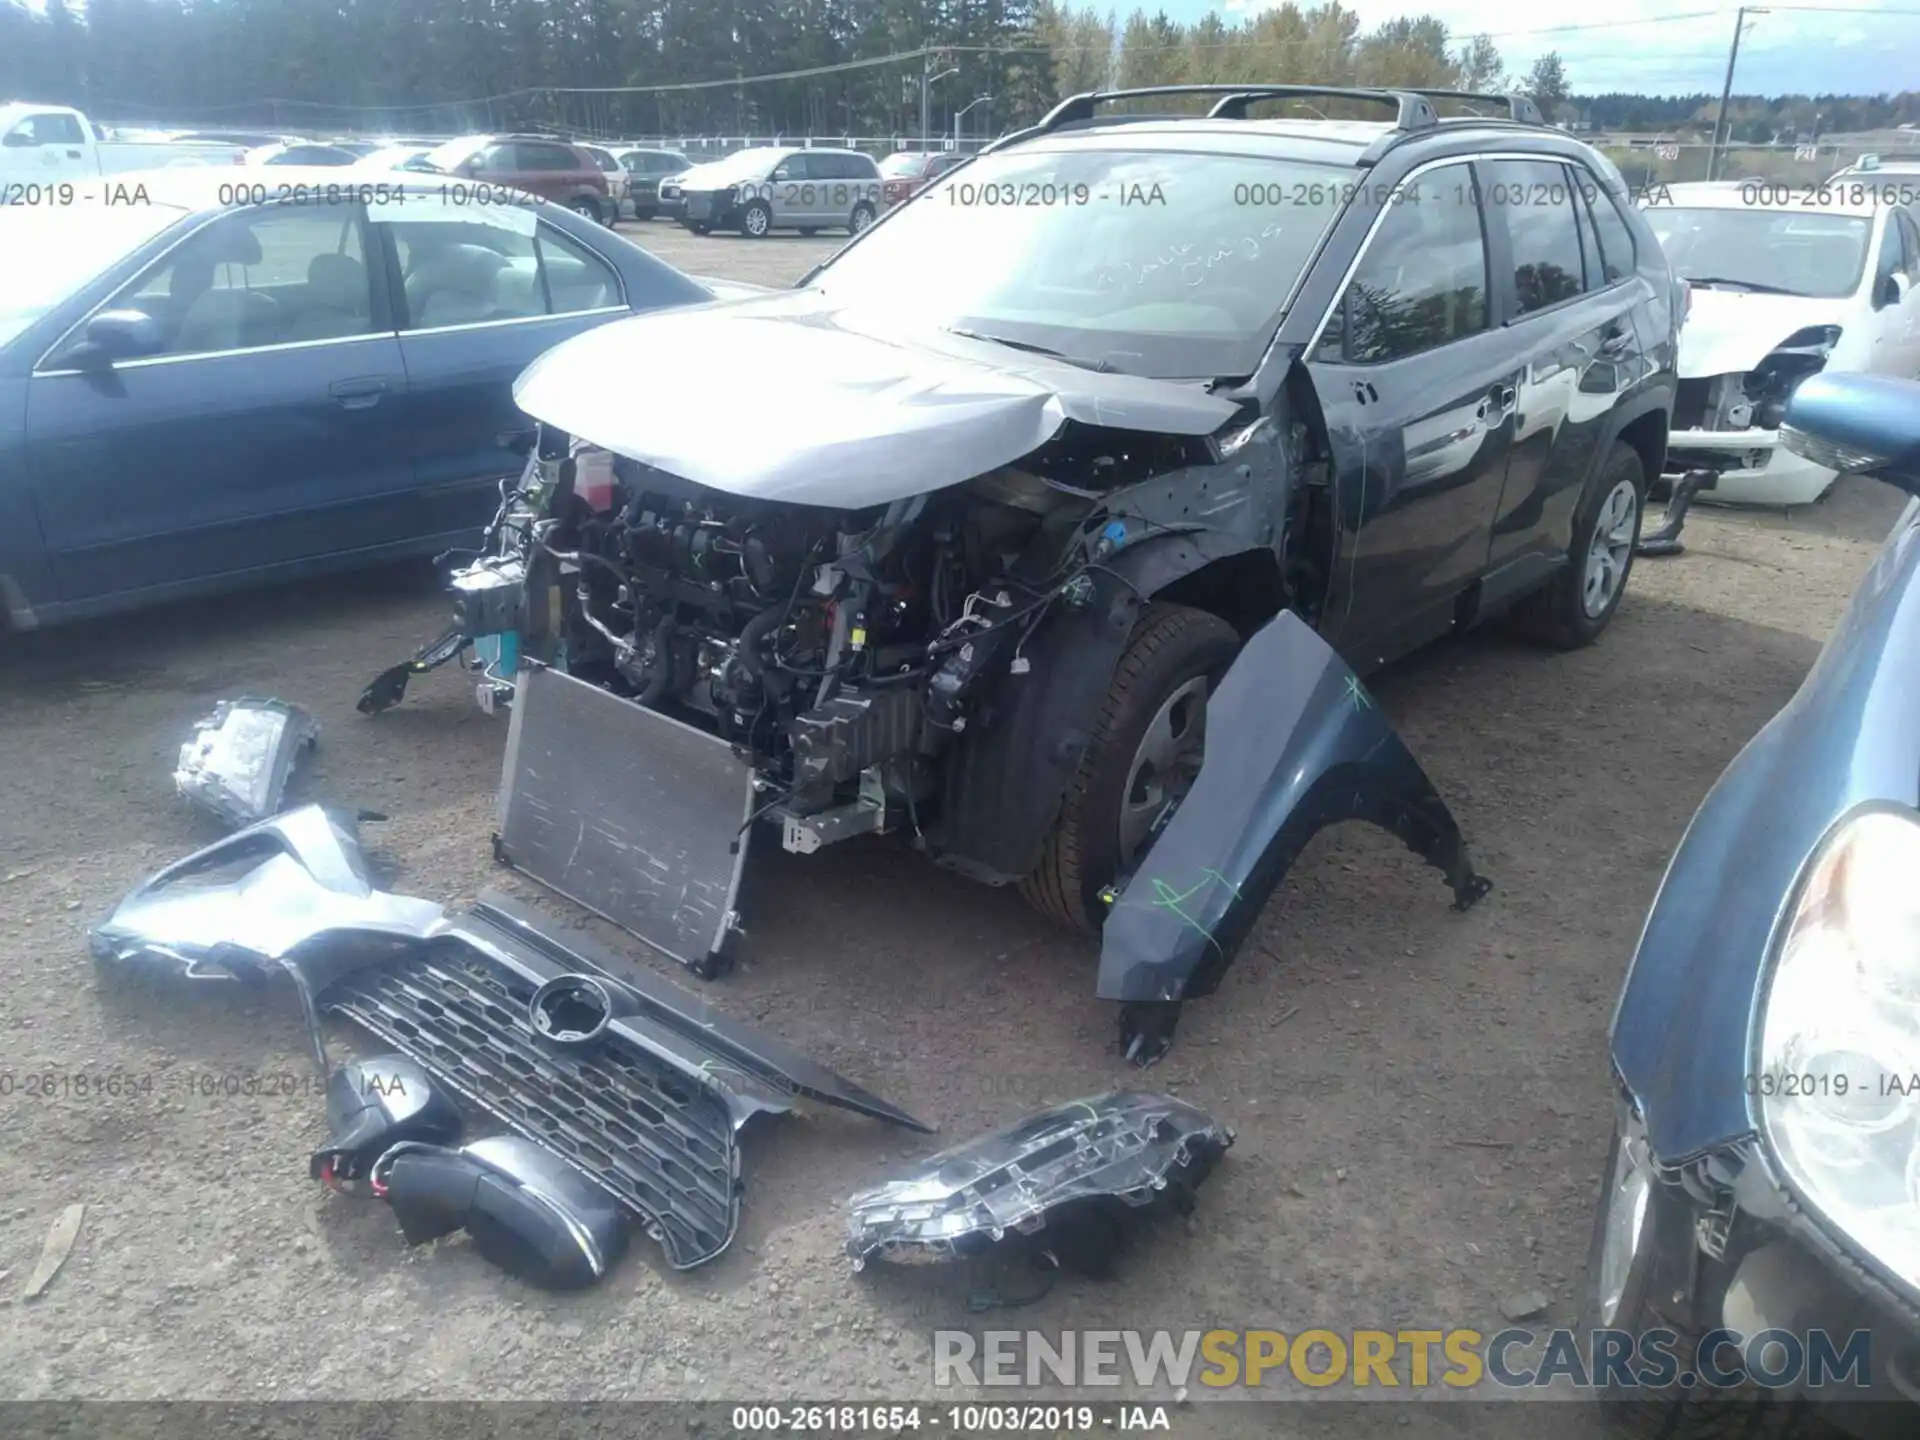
(1020, 604), (1241, 933)
(568, 196), (604, 225)
(850, 201), (876, 234)
(1513, 441), (1644, 649)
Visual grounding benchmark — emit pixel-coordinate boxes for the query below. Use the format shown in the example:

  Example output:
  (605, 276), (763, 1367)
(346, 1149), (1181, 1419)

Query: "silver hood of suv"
(511, 289), (1240, 508)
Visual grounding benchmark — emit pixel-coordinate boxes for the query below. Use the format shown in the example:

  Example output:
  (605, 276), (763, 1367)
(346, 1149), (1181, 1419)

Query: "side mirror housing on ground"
(1781, 371), (1920, 496)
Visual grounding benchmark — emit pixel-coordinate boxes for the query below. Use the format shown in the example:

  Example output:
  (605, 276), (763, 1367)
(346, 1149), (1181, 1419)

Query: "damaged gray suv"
(399, 85), (1678, 1063)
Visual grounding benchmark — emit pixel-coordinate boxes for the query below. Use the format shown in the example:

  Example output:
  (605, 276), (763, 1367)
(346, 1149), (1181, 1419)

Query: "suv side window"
(1581, 176), (1638, 283)
(1483, 159), (1584, 316)
(1570, 167), (1605, 290)
(1874, 211), (1907, 300)
(1899, 210), (1920, 281)
(514, 142), (576, 172)
(1327, 162), (1489, 366)
(837, 153), (879, 179)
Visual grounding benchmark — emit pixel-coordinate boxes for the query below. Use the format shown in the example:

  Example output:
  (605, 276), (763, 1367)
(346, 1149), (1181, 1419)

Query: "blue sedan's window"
(105, 206), (376, 357)
(1, 201), (189, 347)
(377, 212), (624, 327)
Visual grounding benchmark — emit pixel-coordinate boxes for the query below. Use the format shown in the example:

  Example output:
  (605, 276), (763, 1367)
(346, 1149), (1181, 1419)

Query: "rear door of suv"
(510, 140), (594, 207)
(1306, 158), (1523, 670)
(1476, 157), (1650, 586)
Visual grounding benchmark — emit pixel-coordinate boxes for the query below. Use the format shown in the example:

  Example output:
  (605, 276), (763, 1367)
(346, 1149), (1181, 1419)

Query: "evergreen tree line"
(1, 0), (1914, 139)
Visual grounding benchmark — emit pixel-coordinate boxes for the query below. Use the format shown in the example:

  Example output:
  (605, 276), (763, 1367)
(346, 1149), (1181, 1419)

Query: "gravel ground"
(0, 225), (1904, 1433)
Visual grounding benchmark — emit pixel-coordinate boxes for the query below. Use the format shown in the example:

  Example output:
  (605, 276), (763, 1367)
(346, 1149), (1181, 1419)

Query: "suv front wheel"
(1020, 604), (1241, 933)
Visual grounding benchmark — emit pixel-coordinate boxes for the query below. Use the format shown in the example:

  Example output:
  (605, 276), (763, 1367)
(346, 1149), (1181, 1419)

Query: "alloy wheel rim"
(1583, 479), (1639, 618)
(1118, 677), (1209, 867)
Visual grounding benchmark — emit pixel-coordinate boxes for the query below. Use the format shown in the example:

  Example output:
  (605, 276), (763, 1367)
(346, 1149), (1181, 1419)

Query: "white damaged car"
(1641, 182), (1920, 523)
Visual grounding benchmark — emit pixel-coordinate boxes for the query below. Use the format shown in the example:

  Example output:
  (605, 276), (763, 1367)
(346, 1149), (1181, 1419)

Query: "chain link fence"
(1595, 139), (1920, 191)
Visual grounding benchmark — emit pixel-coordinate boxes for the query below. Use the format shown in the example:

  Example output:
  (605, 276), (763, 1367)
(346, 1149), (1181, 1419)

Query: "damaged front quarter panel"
(1098, 610), (1491, 1064)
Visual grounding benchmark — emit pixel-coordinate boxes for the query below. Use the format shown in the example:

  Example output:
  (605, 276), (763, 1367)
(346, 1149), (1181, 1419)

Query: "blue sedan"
(1589, 372), (1920, 1433)
(0, 169), (715, 629)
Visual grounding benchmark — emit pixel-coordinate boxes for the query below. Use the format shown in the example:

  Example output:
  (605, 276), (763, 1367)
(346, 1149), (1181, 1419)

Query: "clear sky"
(1144, 1), (1920, 96)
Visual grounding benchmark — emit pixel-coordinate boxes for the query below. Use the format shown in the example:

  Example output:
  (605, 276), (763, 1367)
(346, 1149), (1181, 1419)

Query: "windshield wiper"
(1685, 275), (1798, 295)
(943, 326), (1117, 373)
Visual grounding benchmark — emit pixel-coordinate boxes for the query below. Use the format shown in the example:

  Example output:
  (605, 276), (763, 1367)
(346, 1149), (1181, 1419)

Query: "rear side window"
(382, 213), (623, 326)
(1582, 177), (1638, 283)
(1330, 162), (1489, 365)
(835, 153), (879, 179)
(514, 142), (578, 172)
(1483, 159), (1584, 316)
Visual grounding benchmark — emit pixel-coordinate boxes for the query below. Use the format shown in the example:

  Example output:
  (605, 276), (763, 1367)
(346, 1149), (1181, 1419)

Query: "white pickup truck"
(1, 103), (244, 195)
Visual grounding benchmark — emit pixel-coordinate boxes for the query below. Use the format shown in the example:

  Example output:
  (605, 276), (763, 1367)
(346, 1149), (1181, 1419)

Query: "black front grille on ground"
(326, 940), (741, 1268)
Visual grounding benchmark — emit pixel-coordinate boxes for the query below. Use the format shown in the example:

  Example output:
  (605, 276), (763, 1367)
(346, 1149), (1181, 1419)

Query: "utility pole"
(920, 51), (957, 150)
(1709, 6), (1767, 181)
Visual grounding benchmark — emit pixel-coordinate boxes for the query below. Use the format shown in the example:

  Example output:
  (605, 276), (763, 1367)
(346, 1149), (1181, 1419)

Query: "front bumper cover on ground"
(91, 808), (928, 1269)
(1097, 611), (1490, 1063)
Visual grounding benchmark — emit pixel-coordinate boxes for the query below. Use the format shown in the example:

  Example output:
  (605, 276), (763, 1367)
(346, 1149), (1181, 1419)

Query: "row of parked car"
(2, 101), (980, 237)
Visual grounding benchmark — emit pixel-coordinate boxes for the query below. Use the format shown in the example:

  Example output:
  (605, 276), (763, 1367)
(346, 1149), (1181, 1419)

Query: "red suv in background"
(418, 135), (615, 224)
(878, 150), (970, 209)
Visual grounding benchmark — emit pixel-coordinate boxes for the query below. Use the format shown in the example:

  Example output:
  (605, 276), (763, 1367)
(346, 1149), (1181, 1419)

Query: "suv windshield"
(809, 145), (1349, 378)
(1644, 207), (1871, 299)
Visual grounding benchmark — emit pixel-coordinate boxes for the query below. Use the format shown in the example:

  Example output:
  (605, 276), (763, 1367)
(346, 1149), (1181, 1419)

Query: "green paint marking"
(1345, 674), (1374, 711)
(1149, 875), (1224, 956)
(1198, 867), (1243, 900)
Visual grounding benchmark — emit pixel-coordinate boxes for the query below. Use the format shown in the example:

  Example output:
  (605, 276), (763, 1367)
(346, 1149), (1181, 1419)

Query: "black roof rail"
(1406, 90), (1547, 126)
(1013, 84), (1440, 142)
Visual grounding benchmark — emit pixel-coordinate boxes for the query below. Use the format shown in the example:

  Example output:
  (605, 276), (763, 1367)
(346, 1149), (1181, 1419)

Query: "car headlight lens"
(1759, 807), (1920, 1292)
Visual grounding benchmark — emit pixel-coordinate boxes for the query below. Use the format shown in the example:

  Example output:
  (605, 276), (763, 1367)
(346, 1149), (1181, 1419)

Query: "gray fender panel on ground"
(1096, 610), (1490, 1005)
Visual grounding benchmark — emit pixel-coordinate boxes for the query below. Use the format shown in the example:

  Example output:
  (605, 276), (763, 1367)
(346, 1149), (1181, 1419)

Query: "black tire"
(1513, 441), (1645, 649)
(741, 200), (772, 238)
(690, 222), (711, 235)
(635, 206), (656, 221)
(798, 226), (819, 236)
(849, 201), (875, 235)
(1019, 603), (1241, 932)
(1580, 1132), (1814, 1438)
(568, 196), (603, 225)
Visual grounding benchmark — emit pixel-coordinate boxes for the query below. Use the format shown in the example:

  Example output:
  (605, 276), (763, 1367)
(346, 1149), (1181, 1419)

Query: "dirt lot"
(0, 225), (1904, 1432)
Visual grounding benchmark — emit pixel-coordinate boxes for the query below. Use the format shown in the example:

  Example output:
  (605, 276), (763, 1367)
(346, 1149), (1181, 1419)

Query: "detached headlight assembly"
(1758, 806), (1920, 1295)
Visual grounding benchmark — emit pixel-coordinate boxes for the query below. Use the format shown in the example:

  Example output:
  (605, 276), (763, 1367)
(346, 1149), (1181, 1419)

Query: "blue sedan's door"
(23, 201), (413, 602)
(371, 203), (634, 537)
